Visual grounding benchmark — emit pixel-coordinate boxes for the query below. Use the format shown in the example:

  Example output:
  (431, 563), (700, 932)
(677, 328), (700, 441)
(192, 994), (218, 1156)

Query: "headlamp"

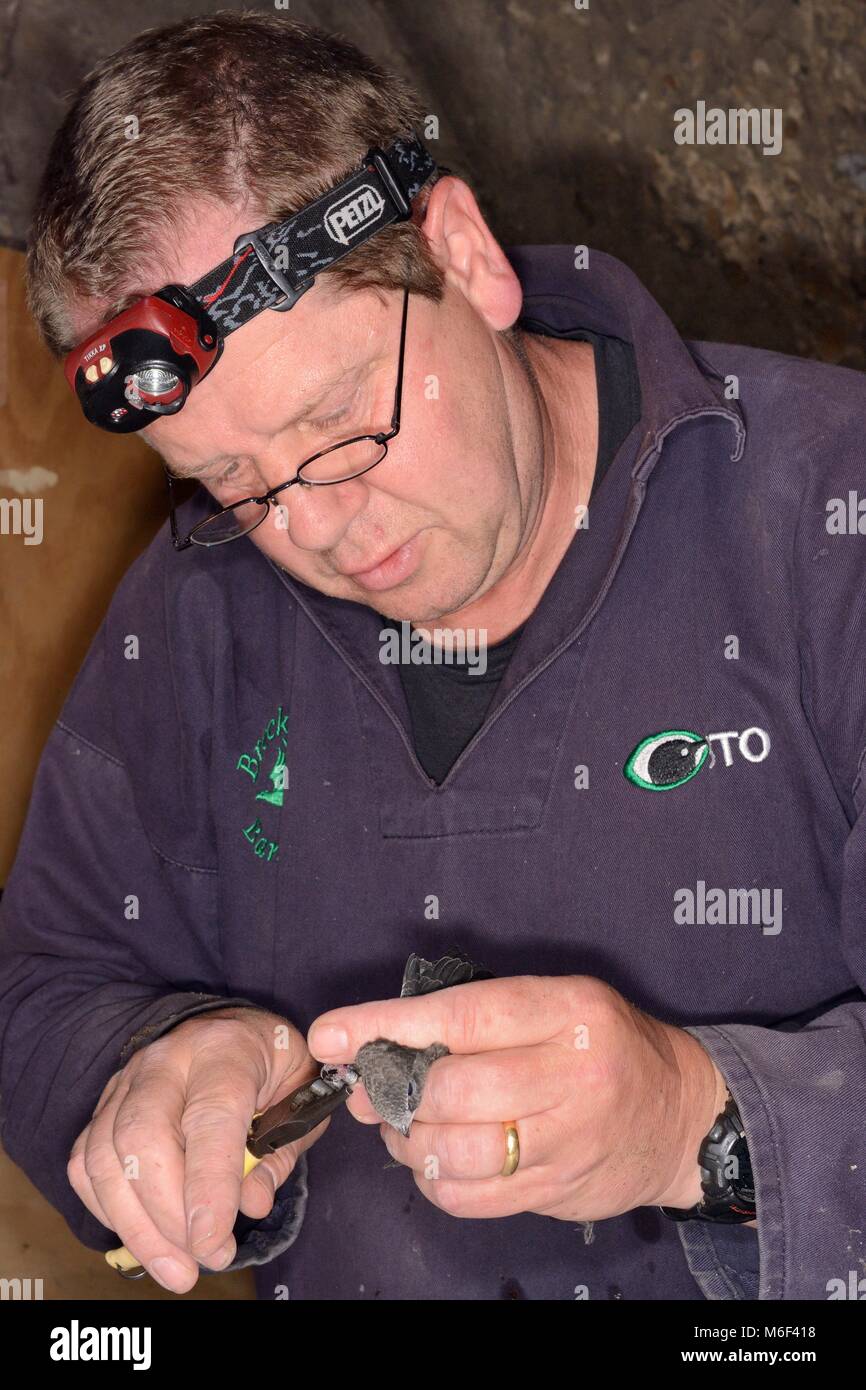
(64, 285), (222, 433)
(63, 134), (439, 433)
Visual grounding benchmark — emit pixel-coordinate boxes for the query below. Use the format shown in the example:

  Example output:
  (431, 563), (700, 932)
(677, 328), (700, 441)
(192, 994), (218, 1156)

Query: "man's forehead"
(143, 378), (349, 468)
(140, 300), (382, 474)
(140, 367), (351, 473)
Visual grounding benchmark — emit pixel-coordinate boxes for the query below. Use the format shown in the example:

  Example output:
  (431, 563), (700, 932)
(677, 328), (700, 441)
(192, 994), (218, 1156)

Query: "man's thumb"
(238, 1115), (331, 1219)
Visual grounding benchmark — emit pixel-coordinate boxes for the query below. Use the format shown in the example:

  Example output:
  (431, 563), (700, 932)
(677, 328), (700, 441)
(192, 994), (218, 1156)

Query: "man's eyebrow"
(154, 359), (372, 479)
(163, 457), (212, 479)
(137, 434), (208, 479)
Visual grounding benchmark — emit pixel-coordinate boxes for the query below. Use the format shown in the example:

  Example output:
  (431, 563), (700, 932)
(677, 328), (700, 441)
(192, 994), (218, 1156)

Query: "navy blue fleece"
(1, 247), (864, 1300)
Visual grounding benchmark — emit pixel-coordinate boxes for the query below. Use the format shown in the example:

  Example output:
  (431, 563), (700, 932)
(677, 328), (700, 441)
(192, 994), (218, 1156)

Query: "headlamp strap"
(190, 133), (437, 335)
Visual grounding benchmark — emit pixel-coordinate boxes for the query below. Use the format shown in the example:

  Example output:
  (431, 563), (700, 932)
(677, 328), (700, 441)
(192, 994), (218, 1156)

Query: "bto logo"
(324, 184), (386, 245)
(624, 727), (771, 791)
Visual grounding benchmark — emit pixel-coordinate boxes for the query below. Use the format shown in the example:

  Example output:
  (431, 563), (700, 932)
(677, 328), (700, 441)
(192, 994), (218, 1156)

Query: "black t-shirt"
(380, 329), (641, 784)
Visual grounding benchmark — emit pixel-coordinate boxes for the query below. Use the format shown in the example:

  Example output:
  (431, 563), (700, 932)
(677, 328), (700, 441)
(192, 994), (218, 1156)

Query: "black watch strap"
(660, 1093), (757, 1224)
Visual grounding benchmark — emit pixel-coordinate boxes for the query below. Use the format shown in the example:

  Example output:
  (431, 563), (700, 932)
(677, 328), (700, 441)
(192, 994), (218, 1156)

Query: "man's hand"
(308, 975), (728, 1222)
(68, 1008), (327, 1293)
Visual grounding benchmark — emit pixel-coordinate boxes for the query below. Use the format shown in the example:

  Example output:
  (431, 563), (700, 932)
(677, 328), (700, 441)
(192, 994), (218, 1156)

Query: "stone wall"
(2, 0), (864, 365)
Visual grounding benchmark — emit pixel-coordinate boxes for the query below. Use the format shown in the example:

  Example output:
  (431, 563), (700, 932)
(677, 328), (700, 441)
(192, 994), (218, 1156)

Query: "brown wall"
(0, 246), (167, 882)
(0, 245), (255, 1298)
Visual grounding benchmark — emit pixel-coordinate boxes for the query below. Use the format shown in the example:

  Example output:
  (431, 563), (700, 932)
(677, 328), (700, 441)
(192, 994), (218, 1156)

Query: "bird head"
(355, 1038), (450, 1136)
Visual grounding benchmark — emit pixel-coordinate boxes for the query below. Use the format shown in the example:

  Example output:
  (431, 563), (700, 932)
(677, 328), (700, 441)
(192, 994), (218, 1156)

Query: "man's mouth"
(336, 531), (424, 592)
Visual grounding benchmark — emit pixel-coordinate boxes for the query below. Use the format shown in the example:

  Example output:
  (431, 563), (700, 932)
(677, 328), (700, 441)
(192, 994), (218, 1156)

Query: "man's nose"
(266, 471), (370, 553)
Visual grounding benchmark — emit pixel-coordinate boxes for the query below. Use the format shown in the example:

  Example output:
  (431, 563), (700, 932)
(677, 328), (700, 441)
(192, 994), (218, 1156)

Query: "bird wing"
(400, 949), (494, 997)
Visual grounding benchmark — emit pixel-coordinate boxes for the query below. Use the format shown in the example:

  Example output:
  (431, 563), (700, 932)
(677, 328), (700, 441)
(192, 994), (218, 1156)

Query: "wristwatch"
(660, 1091), (757, 1224)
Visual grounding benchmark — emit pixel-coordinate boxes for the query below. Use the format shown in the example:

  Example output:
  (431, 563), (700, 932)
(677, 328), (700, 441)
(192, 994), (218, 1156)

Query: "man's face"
(74, 183), (568, 627)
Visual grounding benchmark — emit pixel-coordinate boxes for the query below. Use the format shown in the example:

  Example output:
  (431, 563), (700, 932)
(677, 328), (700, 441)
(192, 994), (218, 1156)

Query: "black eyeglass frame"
(167, 281), (411, 551)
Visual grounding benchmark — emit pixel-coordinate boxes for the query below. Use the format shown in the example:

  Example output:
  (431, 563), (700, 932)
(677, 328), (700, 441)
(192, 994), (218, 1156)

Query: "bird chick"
(354, 951), (492, 1136)
(355, 1038), (449, 1137)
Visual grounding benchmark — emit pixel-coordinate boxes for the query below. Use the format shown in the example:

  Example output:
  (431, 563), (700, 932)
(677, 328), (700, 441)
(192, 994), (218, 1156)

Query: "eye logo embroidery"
(624, 729), (709, 791)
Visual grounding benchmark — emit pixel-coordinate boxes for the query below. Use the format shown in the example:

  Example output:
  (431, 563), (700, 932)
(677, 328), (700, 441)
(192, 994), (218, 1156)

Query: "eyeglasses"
(167, 281), (410, 550)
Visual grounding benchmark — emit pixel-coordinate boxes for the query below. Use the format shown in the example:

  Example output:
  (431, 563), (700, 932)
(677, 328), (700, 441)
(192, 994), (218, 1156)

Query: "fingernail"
(204, 1237), (236, 1271)
(254, 1166), (276, 1197)
(188, 1206), (215, 1249)
(312, 1024), (349, 1056)
(150, 1256), (188, 1291)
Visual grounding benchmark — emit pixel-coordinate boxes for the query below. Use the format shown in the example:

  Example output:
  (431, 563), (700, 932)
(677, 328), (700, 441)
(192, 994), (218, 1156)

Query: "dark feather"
(400, 949), (494, 998)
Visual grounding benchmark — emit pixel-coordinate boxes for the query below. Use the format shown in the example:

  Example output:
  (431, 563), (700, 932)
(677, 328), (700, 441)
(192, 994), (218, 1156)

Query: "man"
(1, 13), (864, 1302)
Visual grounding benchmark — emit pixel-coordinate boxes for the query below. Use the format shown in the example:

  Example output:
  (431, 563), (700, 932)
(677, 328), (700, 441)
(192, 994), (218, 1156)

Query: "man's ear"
(418, 175), (523, 332)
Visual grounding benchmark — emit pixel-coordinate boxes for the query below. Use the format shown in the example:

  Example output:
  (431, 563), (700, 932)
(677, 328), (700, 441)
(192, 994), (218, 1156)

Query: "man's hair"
(25, 10), (450, 358)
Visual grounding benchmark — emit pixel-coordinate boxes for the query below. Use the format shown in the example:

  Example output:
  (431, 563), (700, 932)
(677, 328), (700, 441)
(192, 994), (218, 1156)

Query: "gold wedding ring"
(500, 1122), (520, 1177)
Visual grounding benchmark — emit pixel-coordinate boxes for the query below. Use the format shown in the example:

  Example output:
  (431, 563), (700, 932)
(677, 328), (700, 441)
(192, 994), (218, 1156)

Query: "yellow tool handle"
(105, 1146), (262, 1273)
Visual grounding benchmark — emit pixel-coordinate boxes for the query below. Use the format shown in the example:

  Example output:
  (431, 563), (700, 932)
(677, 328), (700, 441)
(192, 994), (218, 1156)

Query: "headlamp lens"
(131, 366), (183, 403)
